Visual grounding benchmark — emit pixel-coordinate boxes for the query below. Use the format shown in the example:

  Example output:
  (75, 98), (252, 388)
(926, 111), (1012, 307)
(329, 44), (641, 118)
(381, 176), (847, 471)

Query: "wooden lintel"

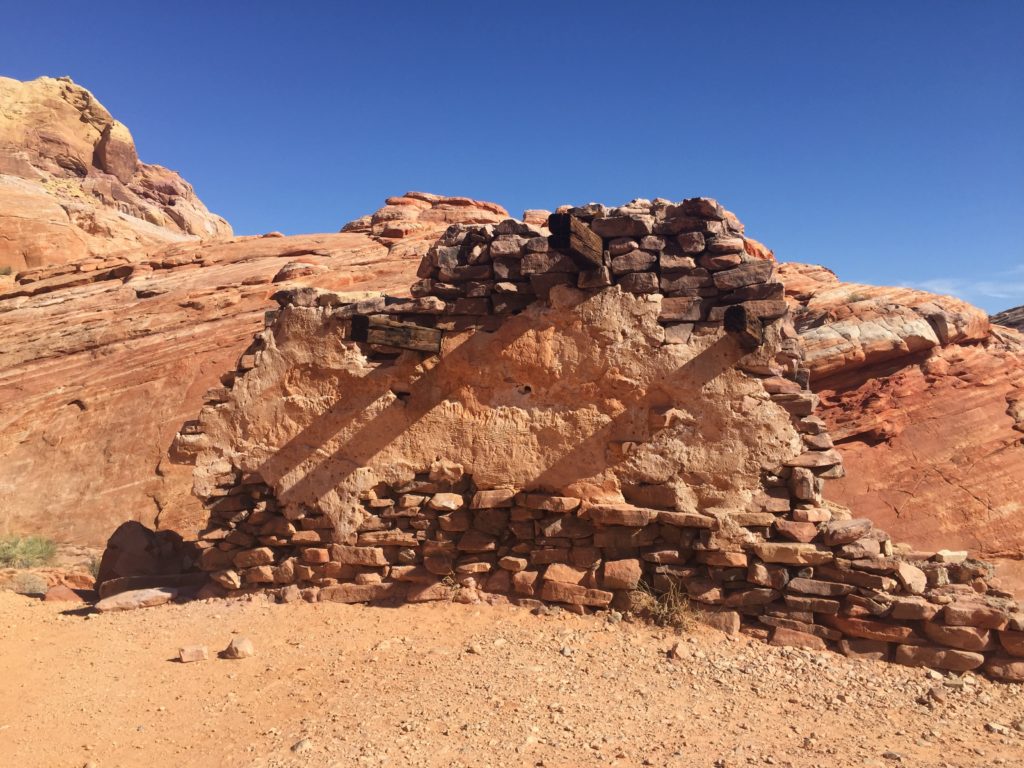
(723, 304), (764, 350)
(350, 314), (442, 354)
(547, 213), (604, 268)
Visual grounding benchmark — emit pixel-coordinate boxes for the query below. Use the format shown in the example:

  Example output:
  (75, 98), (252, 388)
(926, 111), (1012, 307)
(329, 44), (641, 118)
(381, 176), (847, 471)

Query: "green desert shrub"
(0, 535), (58, 569)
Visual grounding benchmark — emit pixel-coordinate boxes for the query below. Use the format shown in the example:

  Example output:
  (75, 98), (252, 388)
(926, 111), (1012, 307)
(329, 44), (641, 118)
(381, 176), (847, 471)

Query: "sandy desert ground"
(1, 591), (1022, 768)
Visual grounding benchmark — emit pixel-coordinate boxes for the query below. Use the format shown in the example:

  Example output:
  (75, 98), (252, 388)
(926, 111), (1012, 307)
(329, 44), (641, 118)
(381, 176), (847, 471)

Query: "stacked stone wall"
(180, 197), (1024, 683)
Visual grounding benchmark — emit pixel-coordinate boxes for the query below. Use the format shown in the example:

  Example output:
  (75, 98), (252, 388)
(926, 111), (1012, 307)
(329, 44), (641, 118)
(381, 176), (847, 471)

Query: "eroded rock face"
(992, 304), (1024, 333)
(782, 263), (1024, 563)
(0, 75), (231, 271)
(0, 194), (511, 544)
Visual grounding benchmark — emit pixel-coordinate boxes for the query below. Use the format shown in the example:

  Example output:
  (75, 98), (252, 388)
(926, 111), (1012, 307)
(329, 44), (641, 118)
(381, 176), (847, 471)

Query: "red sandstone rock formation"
(781, 263), (1024, 568)
(0, 194), (505, 544)
(0, 76), (231, 272)
(992, 304), (1024, 333)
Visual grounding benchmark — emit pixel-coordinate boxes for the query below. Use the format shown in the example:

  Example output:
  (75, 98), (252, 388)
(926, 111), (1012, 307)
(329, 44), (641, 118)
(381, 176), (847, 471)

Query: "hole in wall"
(518, 384), (532, 395)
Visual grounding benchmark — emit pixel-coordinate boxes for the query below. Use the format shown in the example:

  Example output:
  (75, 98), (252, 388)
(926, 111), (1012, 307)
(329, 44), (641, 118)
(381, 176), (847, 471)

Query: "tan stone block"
(943, 602), (1009, 630)
(544, 563), (587, 585)
(894, 644), (985, 672)
(602, 559), (642, 590)
(752, 542), (832, 565)
(922, 621), (994, 652)
(232, 547), (274, 569)
(330, 545), (388, 566)
(769, 626), (826, 651)
(302, 548), (330, 565)
(539, 580), (612, 608)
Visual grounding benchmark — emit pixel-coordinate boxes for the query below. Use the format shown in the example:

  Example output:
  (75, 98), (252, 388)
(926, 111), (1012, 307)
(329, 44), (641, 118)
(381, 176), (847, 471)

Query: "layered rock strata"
(782, 264), (1024, 565)
(177, 199), (1024, 682)
(0, 194), (504, 543)
(0, 75), (231, 271)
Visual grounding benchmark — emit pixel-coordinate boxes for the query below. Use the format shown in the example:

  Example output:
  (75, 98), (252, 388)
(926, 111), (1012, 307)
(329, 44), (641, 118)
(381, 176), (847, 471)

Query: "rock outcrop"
(0, 194), (505, 544)
(782, 264), (1024, 568)
(0, 76), (231, 272)
(171, 200), (1024, 682)
(992, 304), (1024, 333)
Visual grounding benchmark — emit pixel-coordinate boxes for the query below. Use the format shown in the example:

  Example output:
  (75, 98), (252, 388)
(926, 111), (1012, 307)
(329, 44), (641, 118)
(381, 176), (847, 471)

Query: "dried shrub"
(629, 579), (697, 631)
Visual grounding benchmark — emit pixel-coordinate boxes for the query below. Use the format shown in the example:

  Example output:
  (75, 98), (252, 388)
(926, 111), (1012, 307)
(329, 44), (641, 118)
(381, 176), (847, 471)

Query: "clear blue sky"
(3, 1), (1022, 311)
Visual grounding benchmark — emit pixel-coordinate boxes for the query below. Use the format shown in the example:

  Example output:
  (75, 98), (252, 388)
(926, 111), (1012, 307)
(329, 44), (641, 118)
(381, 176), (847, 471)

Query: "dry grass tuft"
(0, 536), (57, 569)
(629, 579), (697, 630)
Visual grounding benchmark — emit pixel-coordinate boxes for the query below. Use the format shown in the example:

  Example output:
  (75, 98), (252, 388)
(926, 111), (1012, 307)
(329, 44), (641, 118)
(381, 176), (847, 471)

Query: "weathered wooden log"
(547, 214), (604, 268)
(350, 315), (442, 354)
(723, 304), (763, 349)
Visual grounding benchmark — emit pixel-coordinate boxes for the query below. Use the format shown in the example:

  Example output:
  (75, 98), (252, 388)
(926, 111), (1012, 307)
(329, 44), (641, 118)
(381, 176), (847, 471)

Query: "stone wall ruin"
(174, 197), (1024, 682)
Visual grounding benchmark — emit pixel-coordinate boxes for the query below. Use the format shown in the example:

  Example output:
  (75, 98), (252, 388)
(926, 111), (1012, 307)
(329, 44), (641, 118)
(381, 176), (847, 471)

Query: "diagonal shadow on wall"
(258, 310), (557, 507)
(257, 307), (747, 511)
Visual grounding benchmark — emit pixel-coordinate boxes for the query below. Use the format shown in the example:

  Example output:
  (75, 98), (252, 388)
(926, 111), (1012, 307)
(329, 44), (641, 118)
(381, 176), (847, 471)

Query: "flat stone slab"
(95, 587), (177, 613)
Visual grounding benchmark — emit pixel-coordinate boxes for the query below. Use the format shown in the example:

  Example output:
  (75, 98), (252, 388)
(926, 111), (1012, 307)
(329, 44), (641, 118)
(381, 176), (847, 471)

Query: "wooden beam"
(723, 304), (764, 350)
(350, 314), (442, 354)
(547, 213), (604, 269)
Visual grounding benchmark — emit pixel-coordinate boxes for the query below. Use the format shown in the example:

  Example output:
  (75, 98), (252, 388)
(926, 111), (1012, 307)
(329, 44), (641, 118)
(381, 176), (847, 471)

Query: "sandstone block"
(675, 231), (705, 253)
(544, 563), (587, 585)
(658, 511), (715, 529)
(608, 238), (639, 256)
(701, 610), (741, 635)
(660, 296), (704, 322)
(724, 588), (780, 608)
(712, 261), (773, 291)
(983, 656), (1024, 683)
(499, 556), (528, 572)
(769, 626), (827, 651)
(512, 570), (541, 595)
(602, 559), (642, 590)
(922, 622), (994, 652)
(774, 520), (819, 543)
(428, 493), (465, 511)
(752, 543), (832, 565)
(610, 250), (656, 275)
(783, 450), (843, 469)
(357, 530), (419, 547)
(406, 582), (455, 602)
(823, 615), (923, 644)
(618, 272), (659, 294)
(894, 644), (985, 672)
(330, 545), (388, 566)
(212, 570), (242, 590)
(578, 266), (613, 289)
(470, 489), (516, 508)
(222, 636), (255, 660)
(302, 548), (330, 564)
(320, 582), (404, 603)
(233, 547), (274, 569)
(998, 629), (1024, 657)
(242, 565), (275, 583)
(820, 519), (873, 546)
(784, 595), (840, 614)
(791, 507), (832, 523)
(584, 504), (658, 527)
(518, 494), (581, 513)
(889, 596), (941, 620)
(786, 577), (854, 597)
(895, 562), (927, 595)
(839, 638), (891, 661)
(590, 215), (653, 238)
(179, 645), (209, 663)
(539, 580), (613, 608)
(942, 602), (1009, 630)
(696, 551), (748, 567)
(96, 587), (176, 613)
